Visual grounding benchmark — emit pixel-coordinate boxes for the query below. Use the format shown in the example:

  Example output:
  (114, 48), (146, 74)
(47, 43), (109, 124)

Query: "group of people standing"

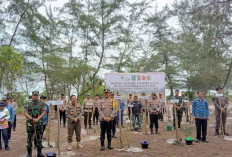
(0, 97), (18, 150)
(19, 86), (230, 156)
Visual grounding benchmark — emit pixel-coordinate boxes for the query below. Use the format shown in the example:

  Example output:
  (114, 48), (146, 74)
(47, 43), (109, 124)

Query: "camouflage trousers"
(27, 124), (43, 149)
(173, 108), (183, 128)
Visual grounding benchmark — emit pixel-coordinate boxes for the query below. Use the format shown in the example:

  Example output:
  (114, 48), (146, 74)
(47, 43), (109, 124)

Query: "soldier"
(148, 93), (161, 134)
(93, 94), (100, 125)
(181, 91), (189, 122)
(110, 92), (118, 138)
(213, 87), (229, 136)
(140, 93), (148, 124)
(127, 94), (133, 119)
(172, 89), (183, 129)
(82, 93), (94, 129)
(131, 96), (143, 129)
(24, 91), (46, 157)
(98, 89), (116, 151)
(66, 95), (83, 151)
(158, 94), (165, 121)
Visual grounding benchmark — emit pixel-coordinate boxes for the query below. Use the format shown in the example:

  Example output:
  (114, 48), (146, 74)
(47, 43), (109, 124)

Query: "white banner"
(49, 100), (63, 106)
(105, 72), (165, 93)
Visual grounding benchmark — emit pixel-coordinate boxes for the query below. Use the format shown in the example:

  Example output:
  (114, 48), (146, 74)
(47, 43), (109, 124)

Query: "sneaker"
(77, 142), (83, 149)
(5, 147), (10, 150)
(195, 139), (200, 142)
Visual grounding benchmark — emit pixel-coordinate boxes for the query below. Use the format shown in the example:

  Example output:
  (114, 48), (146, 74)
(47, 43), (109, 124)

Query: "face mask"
(216, 93), (223, 97)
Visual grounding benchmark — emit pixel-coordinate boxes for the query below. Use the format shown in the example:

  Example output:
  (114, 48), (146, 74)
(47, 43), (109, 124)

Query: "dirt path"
(1, 104), (232, 157)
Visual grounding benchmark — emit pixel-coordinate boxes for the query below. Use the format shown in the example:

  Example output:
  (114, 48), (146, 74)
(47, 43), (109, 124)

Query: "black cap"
(216, 87), (222, 91)
(40, 95), (47, 99)
(175, 89), (179, 92)
(0, 101), (5, 106)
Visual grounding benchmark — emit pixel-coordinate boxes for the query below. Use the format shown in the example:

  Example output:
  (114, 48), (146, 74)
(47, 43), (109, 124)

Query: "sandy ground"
(1, 103), (232, 157)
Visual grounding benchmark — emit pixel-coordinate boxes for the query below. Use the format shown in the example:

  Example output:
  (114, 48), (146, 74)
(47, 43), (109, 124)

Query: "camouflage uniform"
(66, 103), (83, 143)
(172, 96), (183, 128)
(24, 100), (46, 150)
(213, 96), (229, 134)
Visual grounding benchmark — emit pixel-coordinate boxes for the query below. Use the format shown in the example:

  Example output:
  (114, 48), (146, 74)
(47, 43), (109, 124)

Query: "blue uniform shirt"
(192, 98), (209, 119)
(43, 103), (50, 124)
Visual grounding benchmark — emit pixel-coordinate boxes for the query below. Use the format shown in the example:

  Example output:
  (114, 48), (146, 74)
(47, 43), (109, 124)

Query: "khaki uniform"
(98, 98), (116, 142)
(213, 96), (229, 129)
(82, 98), (94, 128)
(140, 98), (148, 121)
(66, 103), (83, 143)
(148, 99), (160, 131)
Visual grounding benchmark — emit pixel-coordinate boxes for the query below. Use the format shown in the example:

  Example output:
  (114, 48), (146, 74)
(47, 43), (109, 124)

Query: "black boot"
(150, 128), (154, 134)
(26, 147), (32, 157)
(112, 132), (117, 138)
(108, 140), (113, 150)
(214, 129), (219, 136)
(224, 129), (229, 136)
(100, 141), (105, 151)
(37, 147), (45, 157)
(155, 128), (158, 134)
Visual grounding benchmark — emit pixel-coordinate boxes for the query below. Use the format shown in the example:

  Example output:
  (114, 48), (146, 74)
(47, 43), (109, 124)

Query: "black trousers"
(84, 112), (92, 128)
(7, 122), (12, 140)
(93, 108), (99, 124)
(195, 118), (207, 141)
(128, 107), (131, 119)
(13, 115), (17, 130)
(150, 114), (159, 129)
(60, 110), (66, 126)
(100, 120), (112, 142)
(111, 117), (117, 134)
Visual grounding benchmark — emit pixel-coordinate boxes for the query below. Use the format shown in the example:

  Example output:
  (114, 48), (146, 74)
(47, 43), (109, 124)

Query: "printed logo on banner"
(147, 75), (151, 80)
(131, 75), (136, 81)
(141, 75), (146, 80)
(137, 76), (141, 81)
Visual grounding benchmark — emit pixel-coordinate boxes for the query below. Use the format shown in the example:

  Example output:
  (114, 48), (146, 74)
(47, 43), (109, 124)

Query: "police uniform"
(182, 95), (189, 122)
(140, 96), (148, 123)
(93, 99), (100, 125)
(66, 101), (83, 150)
(172, 95), (183, 129)
(213, 94), (229, 135)
(148, 99), (160, 134)
(111, 98), (118, 138)
(82, 98), (94, 129)
(98, 89), (116, 151)
(24, 91), (46, 157)
(158, 97), (165, 121)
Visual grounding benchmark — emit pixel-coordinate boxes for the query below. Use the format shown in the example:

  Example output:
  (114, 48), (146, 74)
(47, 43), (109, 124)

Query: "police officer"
(82, 93), (94, 129)
(158, 94), (165, 121)
(66, 95), (83, 151)
(172, 90), (183, 129)
(93, 94), (100, 125)
(24, 91), (46, 157)
(98, 89), (116, 151)
(140, 93), (148, 124)
(148, 93), (160, 134)
(213, 87), (229, 136)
